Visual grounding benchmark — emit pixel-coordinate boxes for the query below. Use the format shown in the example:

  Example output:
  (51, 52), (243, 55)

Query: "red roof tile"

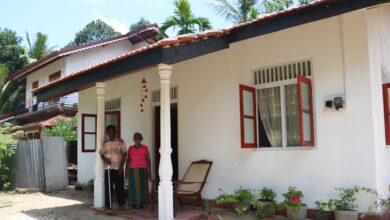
(9, 24), (159, 81)
(33, 0), (332, 93)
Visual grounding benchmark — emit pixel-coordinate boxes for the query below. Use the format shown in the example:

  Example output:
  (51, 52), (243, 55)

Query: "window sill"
(254, 146), (316, 151)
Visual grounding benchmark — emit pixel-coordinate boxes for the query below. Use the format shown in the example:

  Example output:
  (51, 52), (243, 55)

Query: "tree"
(262, 0), (294, 13)
(207, 0), (260, 23)
(25, 32), (56, 62)
(158, 0), (212, 39)
(0, 122), (22, 190)
(130, 17), (151, 31)
(41, 115), (77, 141)
(298, 0), (315, 5)
(64, 19), (121, 48)
(0, 28), (28, 114)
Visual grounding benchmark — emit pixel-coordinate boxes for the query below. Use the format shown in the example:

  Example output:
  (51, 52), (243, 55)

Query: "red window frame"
(81, 111), (121, 152)
(239, 84), (257, 148)
(82, 114), (97, 152)
(49, 71), (61, 82)
(382, 83), (390, 145)
(297, 74), (315, 146)
(32, 80), (39, 89)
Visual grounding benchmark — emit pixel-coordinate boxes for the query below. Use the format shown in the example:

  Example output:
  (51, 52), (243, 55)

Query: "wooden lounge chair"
(150, 160), (213, 216)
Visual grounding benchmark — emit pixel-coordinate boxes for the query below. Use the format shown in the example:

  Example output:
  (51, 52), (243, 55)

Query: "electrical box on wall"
(324, 95), (346, 111)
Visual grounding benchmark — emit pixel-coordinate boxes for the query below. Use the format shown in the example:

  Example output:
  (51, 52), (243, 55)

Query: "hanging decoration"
(140, 78), (148, 112)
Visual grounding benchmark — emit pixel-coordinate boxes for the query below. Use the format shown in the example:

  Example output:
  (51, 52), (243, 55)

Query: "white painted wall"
(366, 5), (390, 199)
(77, 8), (389, 210)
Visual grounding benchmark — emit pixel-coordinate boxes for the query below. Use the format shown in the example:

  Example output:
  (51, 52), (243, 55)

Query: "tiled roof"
(9, 24), (159, 81)
(33, 0), (330, 93)
(17, 114), (74, 132)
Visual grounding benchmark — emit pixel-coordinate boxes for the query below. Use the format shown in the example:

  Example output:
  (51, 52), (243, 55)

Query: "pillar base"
(158, 184), (174, 220)
(94, 176), (104, 208)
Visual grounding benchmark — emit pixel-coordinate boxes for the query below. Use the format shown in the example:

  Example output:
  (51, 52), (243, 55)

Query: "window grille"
(151, 87), (178, 103)
(105, 98), (121, 110)
(254, 60), (312, 85)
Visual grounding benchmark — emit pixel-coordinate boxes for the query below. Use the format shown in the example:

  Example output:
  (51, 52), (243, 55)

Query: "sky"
(0, 0), (231, 49)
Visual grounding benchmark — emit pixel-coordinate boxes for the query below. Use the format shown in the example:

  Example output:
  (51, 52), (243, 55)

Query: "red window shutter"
(383, 83), (390, 145)
(82, 114), (97, 152)
(239, 84), (257, 148)
(297, 75), (314, 146)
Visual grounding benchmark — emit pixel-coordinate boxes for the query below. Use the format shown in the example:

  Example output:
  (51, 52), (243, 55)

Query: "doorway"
(153, 103), (178, 180)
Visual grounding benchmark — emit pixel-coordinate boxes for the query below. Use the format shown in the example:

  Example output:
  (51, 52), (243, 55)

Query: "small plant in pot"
(253, 187), (279, 218)
(332, 186), (360, 220)
(314, 200), (333, 220)
(215, 188), (255, 215)
(282, 186), (307, 220)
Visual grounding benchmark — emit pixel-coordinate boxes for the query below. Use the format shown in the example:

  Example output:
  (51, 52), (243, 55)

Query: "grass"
(0, 199), (12, 207)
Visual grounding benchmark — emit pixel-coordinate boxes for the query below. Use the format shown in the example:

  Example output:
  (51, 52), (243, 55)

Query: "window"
(82, 114), (97, 152)
(49, 71), (61, 82)
(32, 80), (39, 89)
(81, 111), (121, 152)
(239, 60), (314, 148)
(383, 83), (390, 145)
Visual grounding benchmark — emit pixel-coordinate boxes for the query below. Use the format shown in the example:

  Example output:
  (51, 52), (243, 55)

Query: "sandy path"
(0, 189), (123, 220)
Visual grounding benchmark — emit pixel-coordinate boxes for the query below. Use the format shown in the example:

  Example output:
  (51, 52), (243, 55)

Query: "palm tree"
(158, 0), (212, 39)
(207, 0), (260, 23)
(0, 65), (25, 114)
(26, 32), (56, 62)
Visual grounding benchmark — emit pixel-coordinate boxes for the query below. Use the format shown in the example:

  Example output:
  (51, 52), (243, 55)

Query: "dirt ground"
(0, 187), (123, 220)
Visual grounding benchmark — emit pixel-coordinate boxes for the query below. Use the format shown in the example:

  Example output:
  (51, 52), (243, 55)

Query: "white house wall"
(77, 9), (387, 210)
(366, 5), (390, 198)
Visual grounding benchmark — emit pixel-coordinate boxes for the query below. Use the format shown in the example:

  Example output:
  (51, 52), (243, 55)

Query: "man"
(100, 125), (127, 210)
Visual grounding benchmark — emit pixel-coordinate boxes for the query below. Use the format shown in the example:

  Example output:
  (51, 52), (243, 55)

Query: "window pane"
(84, 116), (96, 132)
(285, 85), (300, 146)
(388, 88), (390, 108)
(244, 118), (255, 144)
(303, 112), (311, 142)
(84, 134), (96, 150)
(105, 114), (118, 128)
(243, 90), (254, 116)
(301, 83), (309, 110)
(257, 87), (282, 147)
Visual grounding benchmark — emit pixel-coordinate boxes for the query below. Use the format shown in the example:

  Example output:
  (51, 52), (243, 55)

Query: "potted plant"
(253, 187), (279, 218)
(215, 188), (255, 215)
(75, 181), (83, 191)
(315, 200), (333, 220)
(332, 186), (359, 220)
(282, 186), (307, 220)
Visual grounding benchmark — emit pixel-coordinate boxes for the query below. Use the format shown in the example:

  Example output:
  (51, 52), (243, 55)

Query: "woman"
(125, 132), (151, 209)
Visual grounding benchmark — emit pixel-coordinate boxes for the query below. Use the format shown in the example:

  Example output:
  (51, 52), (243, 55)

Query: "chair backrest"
(177, 160), (212, 193)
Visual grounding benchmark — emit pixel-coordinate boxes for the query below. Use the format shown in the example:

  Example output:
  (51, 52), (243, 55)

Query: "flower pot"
(286, 205), (308, 220)
(257, 199), (276, 218)
(334, 210), (359, 220)
(315, 211), (330, 220)
(233, 202), (250, 214)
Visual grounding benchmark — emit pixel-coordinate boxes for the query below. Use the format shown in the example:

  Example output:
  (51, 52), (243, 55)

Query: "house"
(4, 24), (159, 139)
(32, 0), (390, 219)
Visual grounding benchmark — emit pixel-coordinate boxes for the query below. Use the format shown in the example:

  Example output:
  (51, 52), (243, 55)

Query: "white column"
(94, 82), (106, 208)
(158, 64), (174, 220)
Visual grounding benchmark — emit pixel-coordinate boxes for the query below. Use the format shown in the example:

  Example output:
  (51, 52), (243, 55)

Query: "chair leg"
(178, 198), (184, 208)
(196, 194), (203, 210)
(174, 194), (177, 217)
(150, 193), (154, 213)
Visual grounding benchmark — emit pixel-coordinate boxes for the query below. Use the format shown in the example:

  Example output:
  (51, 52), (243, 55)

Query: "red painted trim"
(383, 84), (390, 145)
(239, 84), (257, 148)
(49, 71), (61, 82)
(81, 113), (97, 152)
(297, 74), (314, 146)
(105, 111), (121, 138)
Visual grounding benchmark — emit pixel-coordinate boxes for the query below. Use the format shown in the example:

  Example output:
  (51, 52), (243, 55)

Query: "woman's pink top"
(127, 145), (149, 168)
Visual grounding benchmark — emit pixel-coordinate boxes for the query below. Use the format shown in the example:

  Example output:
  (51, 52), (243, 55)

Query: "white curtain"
(257, 87), (282, 147)
(285, 84), (300, 146)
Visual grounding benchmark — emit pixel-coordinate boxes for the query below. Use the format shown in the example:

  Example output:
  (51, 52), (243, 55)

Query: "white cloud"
(91, 10), (128, 34)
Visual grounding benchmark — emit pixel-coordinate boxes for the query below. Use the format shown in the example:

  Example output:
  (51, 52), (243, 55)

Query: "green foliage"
(158, 0), (212, 39)
(0, 122), (22, 190)
(207, 0), (259, 23)
(41, 115), (77, 141)
(130, 17), (152, 31)
(64, 19), (121, 49)
(262, 0), (294, 13)
(315, 200), (333, 214)
(215, 188), (255, 214)
(282, 186), (304, 211)
(26, 32), (56, 62)
(332, 186), (360, 211)
(0, 28), (28, 114)
(258, 187), (277, 201)
(298, 0), (315, 5)
(253, 200), (281, 218)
